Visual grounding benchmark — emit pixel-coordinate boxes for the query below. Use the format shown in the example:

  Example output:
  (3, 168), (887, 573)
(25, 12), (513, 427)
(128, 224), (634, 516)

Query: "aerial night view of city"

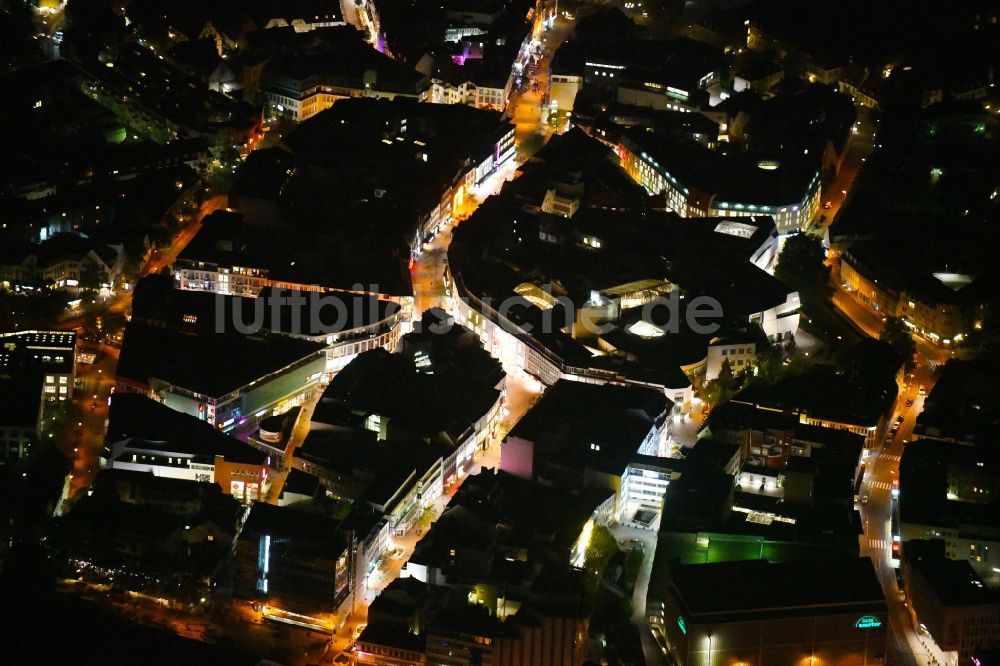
(2, 0), (1000, 663)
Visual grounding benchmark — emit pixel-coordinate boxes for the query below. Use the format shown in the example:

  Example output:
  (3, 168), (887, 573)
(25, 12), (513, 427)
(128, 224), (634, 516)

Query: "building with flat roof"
(902, 539), (1000, 662)
(652, 436), (863, 569)
(0, 329), (76, 464)
(653, 558), (888, 665)
(705, 398), (867, 473)
(260, 27), (430, 124)
(501, 379), (673, 525)
(899, 440), (1000, 588)
(618, 130), (821, 234)
(104, 393), (270, 504)
(173, 210), (415, 303)
(447, 197), (799, 403)
(914, 357), (1000, 447)
(234, 502), (350, 630)
(131, 273), (405, 375)
(306, 333), (504, 517)
(115, 322), (327, 433)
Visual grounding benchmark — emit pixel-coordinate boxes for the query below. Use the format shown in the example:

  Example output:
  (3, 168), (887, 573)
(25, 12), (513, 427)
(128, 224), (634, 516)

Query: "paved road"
(859, 374), (947, 666)
(55, 195), (224, 501)
(508, 17), (574, 153)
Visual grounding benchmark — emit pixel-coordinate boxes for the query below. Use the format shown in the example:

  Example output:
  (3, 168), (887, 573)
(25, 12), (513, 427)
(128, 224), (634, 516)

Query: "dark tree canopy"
(774, 232), (832, 303)
(880, 316), (917, 369)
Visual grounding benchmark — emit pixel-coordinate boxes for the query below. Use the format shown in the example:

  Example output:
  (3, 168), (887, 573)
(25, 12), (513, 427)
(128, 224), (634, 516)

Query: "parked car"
(905, 398), (914, 407)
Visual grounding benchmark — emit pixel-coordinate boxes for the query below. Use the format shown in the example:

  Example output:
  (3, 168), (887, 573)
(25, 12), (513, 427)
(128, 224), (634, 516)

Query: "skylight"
(714, 221), (757, 239)
(627, 320), (665, 339)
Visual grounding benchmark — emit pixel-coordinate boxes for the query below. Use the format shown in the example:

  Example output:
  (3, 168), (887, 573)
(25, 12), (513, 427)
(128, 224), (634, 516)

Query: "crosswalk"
(869, 480), (892, 491)
(878, 453), (901, 462)
(867, 538), (887, 551)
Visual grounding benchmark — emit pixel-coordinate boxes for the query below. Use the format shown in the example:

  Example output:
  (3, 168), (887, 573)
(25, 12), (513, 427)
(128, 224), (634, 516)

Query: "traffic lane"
(859, 373), (946, 666)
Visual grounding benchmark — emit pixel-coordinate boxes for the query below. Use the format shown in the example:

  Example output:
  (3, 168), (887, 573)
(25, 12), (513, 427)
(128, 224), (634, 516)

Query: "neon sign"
(855, 615), (882, 629)
(677, 616), (687, 635)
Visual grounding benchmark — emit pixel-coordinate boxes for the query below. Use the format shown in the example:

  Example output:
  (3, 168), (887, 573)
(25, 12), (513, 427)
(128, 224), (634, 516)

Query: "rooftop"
(177, 210), (415, 298)
(261, 27), (427, 96)
(131, 273), (400, 337)
(904, 540), (998, 607)
(116, 321), (325, 398)
(317, 346), (502, 445)
(669, 557), (886, 621)
(622, 129), (820, 208)
(106, 393), (268, 466)
(507, 379), (670, 478)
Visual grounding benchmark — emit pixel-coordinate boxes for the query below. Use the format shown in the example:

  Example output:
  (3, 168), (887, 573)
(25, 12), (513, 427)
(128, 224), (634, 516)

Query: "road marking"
(869, 480), (892, 490)
(868, 538), (886, 550)
(879, 453), (901, 462)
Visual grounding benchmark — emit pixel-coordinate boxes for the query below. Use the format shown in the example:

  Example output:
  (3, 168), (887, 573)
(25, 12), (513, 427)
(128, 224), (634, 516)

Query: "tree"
(702, 359), (738, 409)
(774, 232), (832, 303)
(880, 316), (917, 369)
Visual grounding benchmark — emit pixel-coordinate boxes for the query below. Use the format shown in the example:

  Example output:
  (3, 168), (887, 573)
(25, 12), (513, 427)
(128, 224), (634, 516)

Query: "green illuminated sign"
(677, 616), (687, 635)
(855, 615), (882, 629)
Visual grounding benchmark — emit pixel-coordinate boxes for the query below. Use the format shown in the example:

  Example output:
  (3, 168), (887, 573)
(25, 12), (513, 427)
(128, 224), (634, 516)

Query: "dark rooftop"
(116, 321), (325, 398)
(622, 129), (820, 207)
(106, 393), (268, 466)
(507, 379), (670, 478)
(669, 557), (886, 621)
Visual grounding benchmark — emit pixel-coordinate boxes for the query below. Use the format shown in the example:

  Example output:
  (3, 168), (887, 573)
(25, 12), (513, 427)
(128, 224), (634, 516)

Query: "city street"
(508, 17), (575, 155)
(811, 108), (877, 236)
(55, 194), (224, 500)
(858, 374), (946, 666)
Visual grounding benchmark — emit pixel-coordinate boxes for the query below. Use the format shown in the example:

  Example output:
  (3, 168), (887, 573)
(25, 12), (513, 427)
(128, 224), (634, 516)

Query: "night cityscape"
(2, 0), (1000, 664)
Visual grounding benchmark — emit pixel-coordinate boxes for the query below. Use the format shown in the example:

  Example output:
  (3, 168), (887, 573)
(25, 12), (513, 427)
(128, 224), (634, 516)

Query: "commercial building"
(104, 393), (271, 504)
(234, 502), (351, 631)
(430, 39), (520, 112)
(305, 328), (504, 508)
(914, 358), (1000, 447)
(0, 330), (76, 464)
(653, 558), (888, 665)
(299, 314), (505, 555)
(576, 37), (721, 113)
(902, 540), (1000, 663)
(358, 570), (589, 666)
(281, 98), (515, 243)
(705, 399), (868, 473)
(173, 210), (414, 305)
(370, 468), (594, 665)
(260, 28), (430, 123)
(175, 100), (515, 292)
(131, 274), (405, 375)
(447, 195), (799, 404)
(115, 322), (327, 433)
(899, 440), (1000, 588)
(618, 130), (821, 234)
(501, 379), (673, 526)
